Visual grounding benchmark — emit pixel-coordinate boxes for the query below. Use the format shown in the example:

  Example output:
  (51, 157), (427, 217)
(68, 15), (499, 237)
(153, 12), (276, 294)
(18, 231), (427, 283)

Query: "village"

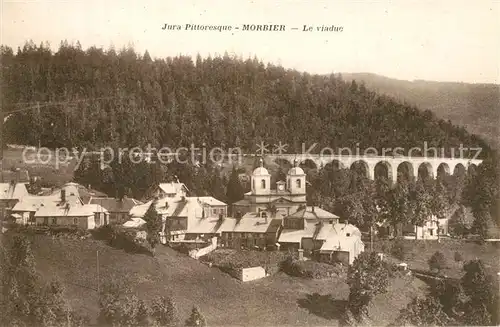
(1, 158), (368, 272)
(1, 155), (477, 277)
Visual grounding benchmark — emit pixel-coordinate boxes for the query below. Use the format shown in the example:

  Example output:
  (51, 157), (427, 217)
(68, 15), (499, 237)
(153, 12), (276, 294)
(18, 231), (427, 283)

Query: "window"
(261, 179), (266, 189)
(212, 208), (217, 215)
(73, 218), (78, 225)
(296, 179), (301, 188)
(51, 218), (57, 225)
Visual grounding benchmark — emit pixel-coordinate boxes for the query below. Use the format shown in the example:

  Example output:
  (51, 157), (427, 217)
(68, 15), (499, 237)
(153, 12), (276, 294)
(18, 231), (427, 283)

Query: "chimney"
(261, 211), (268, 223)
(16, 168), (21, 183)
(61, 189), (66, 202)
(312, 205), (315, 213)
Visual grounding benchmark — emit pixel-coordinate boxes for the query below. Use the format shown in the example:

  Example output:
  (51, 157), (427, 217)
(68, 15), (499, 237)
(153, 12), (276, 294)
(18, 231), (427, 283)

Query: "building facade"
(232, 159), (307, 216)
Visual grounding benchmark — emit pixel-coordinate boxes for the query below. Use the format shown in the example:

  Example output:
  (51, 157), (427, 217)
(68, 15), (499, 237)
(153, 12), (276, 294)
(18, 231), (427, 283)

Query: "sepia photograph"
(1, 0), (499, 326)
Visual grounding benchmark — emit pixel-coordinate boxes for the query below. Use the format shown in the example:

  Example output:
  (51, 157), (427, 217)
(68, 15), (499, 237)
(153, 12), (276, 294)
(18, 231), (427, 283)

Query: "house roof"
(320, 235), (363, 253)
(221, 215), (283, 234)
(232, 199), (252, 206)
(278, 221), (362, 244)
(1, 170), (30, 183)
(11, 194), (62, 212)
(34, 203), (108, 217)
(287, 206), (339, 220)
(158, 182), (188, 195)
(315, 223), (362, 240)
(89, 197), (141, 213)
(0, 183), (29, 200)
(186, 218), (228, 234)
(186, 213), (283, 235)
(123, 218), (146, 228)
(129, 196), (203, 219)
(278, 226), (316, 243)
(195, 196), (227, 207)
(42, 182), (85, 206)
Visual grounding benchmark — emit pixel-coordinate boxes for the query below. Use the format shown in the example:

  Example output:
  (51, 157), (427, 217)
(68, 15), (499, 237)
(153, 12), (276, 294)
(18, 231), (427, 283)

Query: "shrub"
(48, 225), (89, 238)
(454, 251), (463, 262)
(428, 251), (447, 273)
(92, 225), (148, 254)
(91, 225), (114, 240)
(391, 238), (406, 261)
(280, 256), (346, 279)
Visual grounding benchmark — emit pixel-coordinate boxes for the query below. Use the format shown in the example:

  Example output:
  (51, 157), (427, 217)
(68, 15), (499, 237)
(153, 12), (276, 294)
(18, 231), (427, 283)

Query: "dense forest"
(0, 41), (491, 157)
(1, 41), (498, 237)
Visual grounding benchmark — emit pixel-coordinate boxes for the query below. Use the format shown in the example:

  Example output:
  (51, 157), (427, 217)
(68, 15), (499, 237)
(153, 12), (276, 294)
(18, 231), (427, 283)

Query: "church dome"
(252, 158), (270, 176)
(288, 166), (305, 176)
(252, 166), (270, 176)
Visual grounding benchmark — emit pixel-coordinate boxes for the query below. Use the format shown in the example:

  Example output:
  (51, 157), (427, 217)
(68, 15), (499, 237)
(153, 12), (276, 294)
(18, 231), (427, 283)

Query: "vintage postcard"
(1, 0), (499, 326)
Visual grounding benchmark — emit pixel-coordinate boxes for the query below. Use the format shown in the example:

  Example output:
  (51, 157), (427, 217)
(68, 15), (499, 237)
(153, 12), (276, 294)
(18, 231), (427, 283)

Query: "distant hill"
(341, 73), (500, 148)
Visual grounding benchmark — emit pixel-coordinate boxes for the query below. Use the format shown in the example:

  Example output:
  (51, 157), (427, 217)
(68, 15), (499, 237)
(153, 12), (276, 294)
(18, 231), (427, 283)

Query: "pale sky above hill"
(1, 0), (499, 84)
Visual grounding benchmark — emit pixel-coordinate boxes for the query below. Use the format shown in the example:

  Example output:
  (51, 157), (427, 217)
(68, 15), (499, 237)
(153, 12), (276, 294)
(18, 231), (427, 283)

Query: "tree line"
(1, 40), (491, 158)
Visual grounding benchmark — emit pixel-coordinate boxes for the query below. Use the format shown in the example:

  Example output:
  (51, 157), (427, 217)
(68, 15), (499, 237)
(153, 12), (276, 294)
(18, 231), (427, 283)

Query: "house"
(279, 220), (364, 265)
(1, 168), (30, 184)
(34, 203), (109, 229)
(197, 196), (228, 218)
(128, 195), (227, 242)
(413, 204), (474, 240)
(9, 182), (109, 226)
(284, 206), (340, 229)
(0, 182), (29, 220)
(318, 228), (365, 265)
(232, 159), (307, 216)
(10, 194), (61, 225)
(88, 196), (142, 224)
(153, 182), (189, 199)
(219, 211), (283, 249)
(179, 210), (284, 250)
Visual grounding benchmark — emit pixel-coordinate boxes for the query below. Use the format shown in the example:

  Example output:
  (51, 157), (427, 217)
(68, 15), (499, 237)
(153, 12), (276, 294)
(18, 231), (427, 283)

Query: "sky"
(1, 0), (499, 84)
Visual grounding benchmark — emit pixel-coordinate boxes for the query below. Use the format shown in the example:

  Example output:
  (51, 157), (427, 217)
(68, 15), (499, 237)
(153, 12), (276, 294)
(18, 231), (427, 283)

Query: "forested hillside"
(0, 41), (491, 157)
(341, 73), (500, 148)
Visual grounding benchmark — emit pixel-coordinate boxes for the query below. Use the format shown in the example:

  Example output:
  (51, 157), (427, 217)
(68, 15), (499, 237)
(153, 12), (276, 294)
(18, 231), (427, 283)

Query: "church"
(232, 159), (308, 216)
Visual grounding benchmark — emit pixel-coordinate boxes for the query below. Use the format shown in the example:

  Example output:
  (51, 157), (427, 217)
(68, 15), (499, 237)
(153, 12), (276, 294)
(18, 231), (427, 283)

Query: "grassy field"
(372, 238), (500, 278)
(2, 147), (76, 186)
(7, 233), (428, 326)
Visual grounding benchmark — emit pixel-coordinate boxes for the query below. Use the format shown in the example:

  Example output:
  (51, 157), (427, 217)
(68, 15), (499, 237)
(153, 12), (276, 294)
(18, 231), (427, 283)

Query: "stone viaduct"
(248, 154), (483, 183)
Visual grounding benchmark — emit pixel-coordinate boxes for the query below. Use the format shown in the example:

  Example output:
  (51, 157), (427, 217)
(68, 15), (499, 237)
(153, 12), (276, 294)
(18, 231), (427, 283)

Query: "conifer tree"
(185, 306), (207, 327)
(226, 166), (244, 207)
(151, 296), (179, 327)
(144, 199), (162, 256)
